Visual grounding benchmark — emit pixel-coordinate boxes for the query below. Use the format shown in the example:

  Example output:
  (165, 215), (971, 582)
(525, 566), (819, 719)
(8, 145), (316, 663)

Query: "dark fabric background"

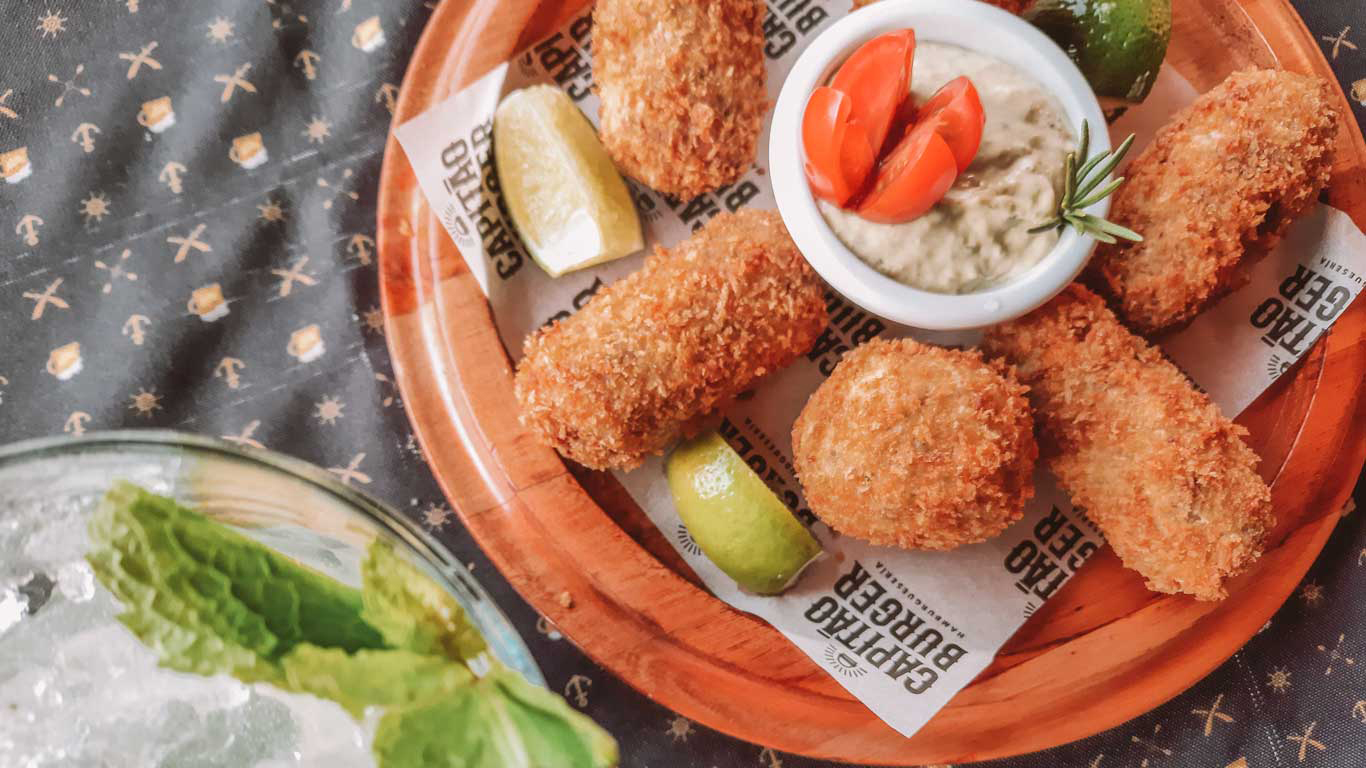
(0, 2), (1363, 766)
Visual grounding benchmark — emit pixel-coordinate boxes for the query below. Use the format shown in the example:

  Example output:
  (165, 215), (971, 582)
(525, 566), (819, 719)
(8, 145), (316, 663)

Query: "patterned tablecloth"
(0, 2), (1363, 766)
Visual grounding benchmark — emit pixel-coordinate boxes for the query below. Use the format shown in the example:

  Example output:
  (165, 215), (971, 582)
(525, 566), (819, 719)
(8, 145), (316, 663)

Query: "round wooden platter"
(377, 0), (1366, 763)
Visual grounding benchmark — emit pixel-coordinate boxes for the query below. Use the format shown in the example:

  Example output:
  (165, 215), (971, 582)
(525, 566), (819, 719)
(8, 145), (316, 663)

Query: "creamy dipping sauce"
(819, 42), (1073, 294)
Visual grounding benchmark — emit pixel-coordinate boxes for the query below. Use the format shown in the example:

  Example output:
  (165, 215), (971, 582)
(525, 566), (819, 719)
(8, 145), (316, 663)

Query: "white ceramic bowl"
(770, 0), (1110, 330)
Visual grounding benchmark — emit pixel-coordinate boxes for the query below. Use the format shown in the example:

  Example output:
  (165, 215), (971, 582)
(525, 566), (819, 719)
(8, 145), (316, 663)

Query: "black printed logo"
(675, 523), (703, 557)
(823, 643), (869, 679)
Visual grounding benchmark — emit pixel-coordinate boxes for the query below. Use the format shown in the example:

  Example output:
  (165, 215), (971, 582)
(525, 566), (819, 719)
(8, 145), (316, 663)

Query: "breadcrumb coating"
(981, 285), (1274, 600)
(791, 339), (1037, 550)
(593, 0), (767, 201)
(852, 0), (1035, 14)
(515, 210), (827, 470)
(1091, 69), (1338, 334)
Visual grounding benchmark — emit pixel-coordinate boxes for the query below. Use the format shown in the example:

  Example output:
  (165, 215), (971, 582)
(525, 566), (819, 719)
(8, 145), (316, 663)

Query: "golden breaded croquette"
(852, 0), (1035, 13)
(593, 0), (767, 201)
(981, 285), (1274, 601)
(1090, 69), (1338, 334)
(791, 339), (1037, 550)
(515, 210), (827, 471)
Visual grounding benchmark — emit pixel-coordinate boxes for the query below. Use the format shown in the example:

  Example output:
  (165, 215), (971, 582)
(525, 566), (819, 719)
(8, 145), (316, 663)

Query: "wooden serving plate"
(377, 0), (1366, 762)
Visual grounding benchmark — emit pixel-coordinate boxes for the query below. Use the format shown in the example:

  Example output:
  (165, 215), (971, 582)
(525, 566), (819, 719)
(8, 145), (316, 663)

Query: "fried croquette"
(852, 0), (1036, 13)
(593, 0), (767, 201)
(515, 210), (827, 471)
(981, 285), (1274, 601)
(1091, 69), (1338, 334)
(791, 339), (1037, 550)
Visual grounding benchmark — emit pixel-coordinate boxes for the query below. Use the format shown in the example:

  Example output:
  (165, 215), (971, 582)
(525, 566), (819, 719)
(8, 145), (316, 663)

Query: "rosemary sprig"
(1028, 120), (1143, 245)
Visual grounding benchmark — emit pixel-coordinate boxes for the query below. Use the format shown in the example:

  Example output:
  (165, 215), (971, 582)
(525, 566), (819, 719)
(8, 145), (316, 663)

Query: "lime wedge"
(666, 432), (823, 596)
(493, 85), (644, 277)
(1029, 0), (1172, 105)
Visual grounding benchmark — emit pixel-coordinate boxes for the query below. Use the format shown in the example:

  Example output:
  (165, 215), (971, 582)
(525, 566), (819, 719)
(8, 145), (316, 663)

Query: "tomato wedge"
(840, 119), (876, 204)
(916, 76), (985, 172)
(856, 122), (958, 224)
(802, 87), (875, 206)
(830, 29), (916, 157)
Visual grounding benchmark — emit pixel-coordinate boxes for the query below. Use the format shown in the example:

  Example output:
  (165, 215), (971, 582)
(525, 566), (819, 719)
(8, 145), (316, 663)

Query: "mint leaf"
(279, 645), (473, 718)
(373, 666), (618, 768)
(88, 483), (283, 682)
(361, 539), (486, 660)
(487, 667), (619, 767)
(148, 489), (384, 654)
(372, 680), (491, 768)
(87, 482), (386, 678)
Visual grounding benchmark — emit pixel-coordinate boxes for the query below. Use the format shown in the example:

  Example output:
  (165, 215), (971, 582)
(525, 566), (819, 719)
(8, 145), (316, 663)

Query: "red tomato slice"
(803, 87), (854, 205)
(856, 122), (958, 224)
(803, 87), (875, 206)
(830, 29), (915, 157)
(916, 76), (984, 172)
(839, 119), (876, 205)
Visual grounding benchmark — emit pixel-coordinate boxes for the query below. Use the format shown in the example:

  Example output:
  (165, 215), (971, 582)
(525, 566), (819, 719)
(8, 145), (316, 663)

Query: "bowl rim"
(769, 0), (1112, 330)
(0, 428), (544, 685)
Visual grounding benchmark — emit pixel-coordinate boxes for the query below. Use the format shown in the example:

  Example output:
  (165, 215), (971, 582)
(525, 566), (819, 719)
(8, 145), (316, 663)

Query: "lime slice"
(1029, 0), (1172, 105)
(493, 85), (644, 277)
(665, 432), (823, 596)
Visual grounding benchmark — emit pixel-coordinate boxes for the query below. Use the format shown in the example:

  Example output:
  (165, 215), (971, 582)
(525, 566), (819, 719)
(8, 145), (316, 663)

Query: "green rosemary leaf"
(1075, 133), (1135, 201)
(1073, 151), (1108, 187)
(1076, 120), (1090, 171)
(1086, 215), (1144, 243)
(1073, 177), (1124, 209)
(1068, 215), (1117, 243)
(1061, 152), (1077, 208)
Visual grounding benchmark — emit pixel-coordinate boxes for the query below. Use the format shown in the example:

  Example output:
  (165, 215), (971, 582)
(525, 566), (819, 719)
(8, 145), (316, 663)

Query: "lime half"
(666, 433), (823, 596)
(493, 85), (643, 277)
(1029, 0), (1172, 105)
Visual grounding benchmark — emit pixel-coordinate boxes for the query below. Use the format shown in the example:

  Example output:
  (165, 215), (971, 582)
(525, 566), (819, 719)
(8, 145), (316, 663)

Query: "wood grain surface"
(376, 0), (1366, 762)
